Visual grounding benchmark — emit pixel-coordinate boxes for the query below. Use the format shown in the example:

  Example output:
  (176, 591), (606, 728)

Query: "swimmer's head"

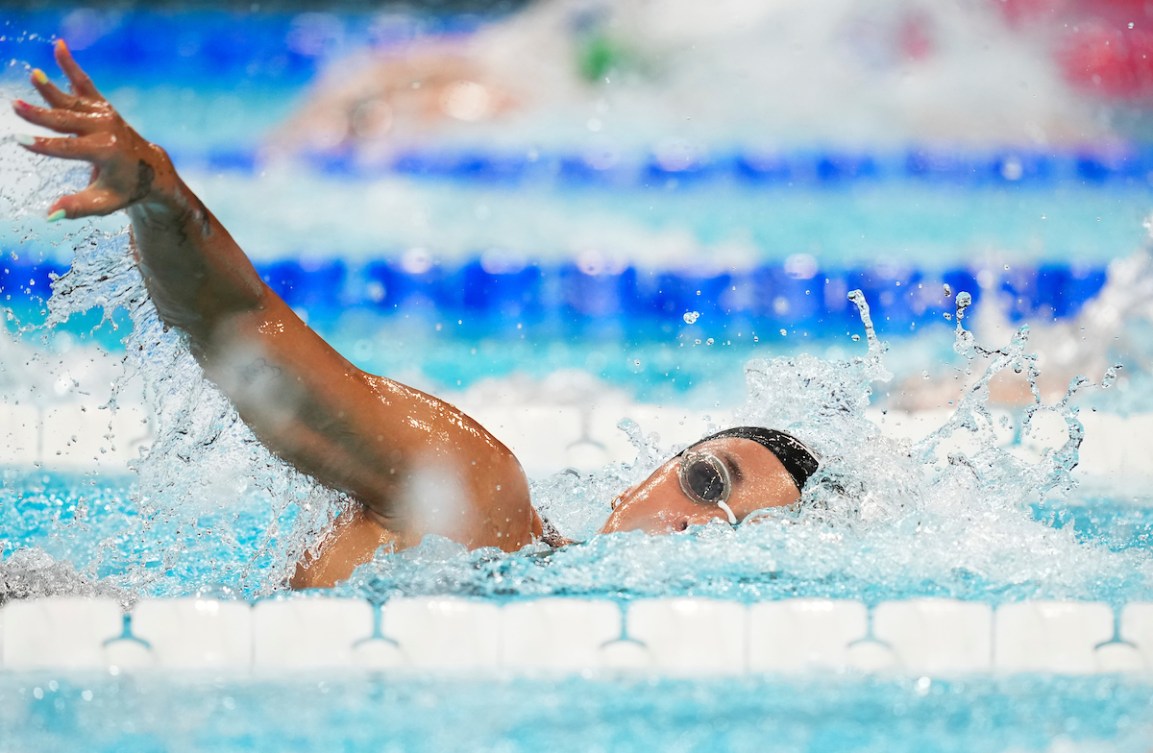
(599, 427), (819, 535)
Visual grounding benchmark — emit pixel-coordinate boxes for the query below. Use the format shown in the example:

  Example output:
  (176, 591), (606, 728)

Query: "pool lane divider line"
(165, 146), (1153, 190)
(0, 256), (1110, 336)
(1, 596), (1151, 675)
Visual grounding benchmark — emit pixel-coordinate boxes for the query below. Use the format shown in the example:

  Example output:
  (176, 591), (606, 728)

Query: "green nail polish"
(46, 209), (66, 223)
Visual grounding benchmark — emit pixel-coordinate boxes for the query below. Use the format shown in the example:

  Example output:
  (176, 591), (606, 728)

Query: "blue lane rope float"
(173, 146), (1153, 188)
(0, 257), (1108, 339)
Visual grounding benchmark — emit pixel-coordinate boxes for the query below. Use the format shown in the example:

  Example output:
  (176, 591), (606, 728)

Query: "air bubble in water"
(683, 311), (700, 324)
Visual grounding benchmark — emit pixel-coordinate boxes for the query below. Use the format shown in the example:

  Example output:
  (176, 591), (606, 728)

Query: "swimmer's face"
(599, 436), (802, 535)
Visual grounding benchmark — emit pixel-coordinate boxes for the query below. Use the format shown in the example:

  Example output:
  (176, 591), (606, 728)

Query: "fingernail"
(12, 98), (30, 112)
(31, 69), (48, 85)
(55, 39), (68, 54)
(47, 209), (66, 223)
(14, 134), (37, 147)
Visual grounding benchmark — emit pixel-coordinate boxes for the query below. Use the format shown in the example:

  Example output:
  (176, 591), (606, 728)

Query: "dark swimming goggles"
(678, 449), (738, 524)
(678, 427), (819, 525)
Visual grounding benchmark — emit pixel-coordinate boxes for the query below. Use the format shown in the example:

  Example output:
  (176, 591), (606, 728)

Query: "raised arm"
(13, 42), (540, 582)
(15, 43), (269, 341)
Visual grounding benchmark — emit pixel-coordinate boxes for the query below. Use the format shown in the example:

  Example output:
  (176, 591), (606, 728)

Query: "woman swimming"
(12, 42), (818, 588)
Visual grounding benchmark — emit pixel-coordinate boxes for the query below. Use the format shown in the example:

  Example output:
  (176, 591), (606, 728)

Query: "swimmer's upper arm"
(196, 289), (537, 551)
(125, 167), (536, 552)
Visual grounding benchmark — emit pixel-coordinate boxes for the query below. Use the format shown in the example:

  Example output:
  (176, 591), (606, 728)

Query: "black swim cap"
(695, 426), (819, 492)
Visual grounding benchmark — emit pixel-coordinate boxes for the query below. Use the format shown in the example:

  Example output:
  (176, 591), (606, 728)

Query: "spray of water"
(0, 83), (346, 599)
(45, 228), (350, 598)
(349, 282), (1147, 604)
(7, 183), (1142, 604)
(1, 54), (1148, 604)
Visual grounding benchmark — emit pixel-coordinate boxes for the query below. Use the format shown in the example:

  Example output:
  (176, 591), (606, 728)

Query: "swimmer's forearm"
(125, 163), (267, 340)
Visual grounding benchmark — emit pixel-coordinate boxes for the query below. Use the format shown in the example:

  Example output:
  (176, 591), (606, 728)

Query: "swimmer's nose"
(599, 488), (728, 535)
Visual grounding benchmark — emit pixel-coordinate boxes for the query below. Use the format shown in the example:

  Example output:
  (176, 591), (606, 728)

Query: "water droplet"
(683, 311), (700, 325)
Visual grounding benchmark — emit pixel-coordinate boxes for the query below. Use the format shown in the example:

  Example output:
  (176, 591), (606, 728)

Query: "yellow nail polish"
(55, 39), (68, 53)
(47, 209), (66, 223)
(31, 69), (48, 85)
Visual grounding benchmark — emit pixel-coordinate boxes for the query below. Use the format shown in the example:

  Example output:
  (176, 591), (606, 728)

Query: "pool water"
(2, 673), (1152, 753)
(4, 5), (1153, 752)
(3, 289), (1150, 608)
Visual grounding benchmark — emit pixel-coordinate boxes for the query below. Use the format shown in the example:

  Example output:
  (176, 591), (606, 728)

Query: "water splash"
(42, 226), (349, 597)
(1, 68), (1147, 602)
(0, 106), (346, 598)
(4, 190), (1147, 604)
(347, 287), (1148, 605)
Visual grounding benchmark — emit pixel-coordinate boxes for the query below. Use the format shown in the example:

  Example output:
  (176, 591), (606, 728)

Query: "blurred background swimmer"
(269, 0), (1151, 163)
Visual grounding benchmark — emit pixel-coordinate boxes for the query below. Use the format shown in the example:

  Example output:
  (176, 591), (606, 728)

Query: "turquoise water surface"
(2, 673), (1152, 753)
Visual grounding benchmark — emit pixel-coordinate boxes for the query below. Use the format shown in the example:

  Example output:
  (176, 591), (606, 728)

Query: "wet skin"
(600, 436), (802, 535)
(13, 43), (801, 590)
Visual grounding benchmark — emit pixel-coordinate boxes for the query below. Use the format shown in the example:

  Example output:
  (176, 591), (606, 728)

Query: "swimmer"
(11, 43), (818, 588)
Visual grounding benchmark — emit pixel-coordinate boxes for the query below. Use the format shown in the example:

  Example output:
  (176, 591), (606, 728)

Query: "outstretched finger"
(12, 99), (107, 135)
(18, 132), (115, 162)
(29, 69), (79, 110)
(53, 40), (102, 101)
(47, 186), (124, 221)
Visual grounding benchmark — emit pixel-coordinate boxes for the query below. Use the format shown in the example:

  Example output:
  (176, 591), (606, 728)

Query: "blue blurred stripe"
(161, 146), (1153, 189)
(3, 9), (489, 87)
(0, 255), (1110, 338)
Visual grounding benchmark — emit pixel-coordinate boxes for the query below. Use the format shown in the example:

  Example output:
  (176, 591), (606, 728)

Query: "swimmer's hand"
(12, 40), (177, 222)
